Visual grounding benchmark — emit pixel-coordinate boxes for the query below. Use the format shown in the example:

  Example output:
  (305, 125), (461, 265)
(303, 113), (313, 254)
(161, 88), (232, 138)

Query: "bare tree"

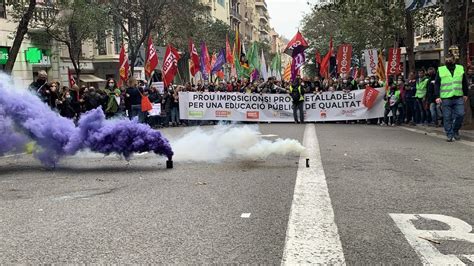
(108, 0), (168, 74)
(4, 0), (37, 74)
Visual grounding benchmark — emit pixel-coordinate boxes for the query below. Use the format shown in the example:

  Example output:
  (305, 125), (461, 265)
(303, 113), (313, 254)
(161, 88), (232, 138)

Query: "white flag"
(363, 49), (378, 77)
(260, 50), (268, 81)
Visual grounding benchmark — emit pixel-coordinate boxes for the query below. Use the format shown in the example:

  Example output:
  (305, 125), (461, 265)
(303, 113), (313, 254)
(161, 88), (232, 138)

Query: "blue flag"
(211, 48), (226, 74)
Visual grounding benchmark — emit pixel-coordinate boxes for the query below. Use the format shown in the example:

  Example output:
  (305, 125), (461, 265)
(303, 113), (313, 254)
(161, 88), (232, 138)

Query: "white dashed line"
(240, 213), (251, 218)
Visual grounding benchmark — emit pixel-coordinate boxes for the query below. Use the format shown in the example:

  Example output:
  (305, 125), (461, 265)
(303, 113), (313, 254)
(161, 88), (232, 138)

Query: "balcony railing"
(230, 9), (242, 21)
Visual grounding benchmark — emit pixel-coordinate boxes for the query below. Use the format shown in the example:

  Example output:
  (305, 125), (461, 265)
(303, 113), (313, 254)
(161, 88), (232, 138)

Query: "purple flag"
(211, 48), (226, 74)
(200, 42), (209, 80)
(251, 69), (260, 82)
(291, 51), (305, 81)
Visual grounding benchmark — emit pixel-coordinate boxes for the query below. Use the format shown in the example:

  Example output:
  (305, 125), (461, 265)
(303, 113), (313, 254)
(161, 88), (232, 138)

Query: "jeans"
(292, 101), (304, 123)
(397, 102), (405, 124)
(171, 106), (179, 124)
(414, 98), (427, 124)
(130, 105), (145, 123)
(405, 98), (415, 123)
(429, 102), (442, 125)
(441, 97), (465, 138)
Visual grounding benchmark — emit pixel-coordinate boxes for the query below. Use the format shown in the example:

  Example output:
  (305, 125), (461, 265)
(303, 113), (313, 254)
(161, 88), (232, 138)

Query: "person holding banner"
(289, 76), (305, 123)
(435, 54), (469, 142)
(382, 81), (401, 126)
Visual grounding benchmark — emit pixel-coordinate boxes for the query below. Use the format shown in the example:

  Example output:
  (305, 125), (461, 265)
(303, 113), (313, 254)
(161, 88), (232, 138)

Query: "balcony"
(259, 26), (269, 35)
(230, 8), (242, 22)
(255, 0), (267, 11)
(259, 13), (268, 23)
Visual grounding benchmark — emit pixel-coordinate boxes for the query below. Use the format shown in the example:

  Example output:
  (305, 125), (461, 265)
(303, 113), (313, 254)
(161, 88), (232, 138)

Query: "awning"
(79, 74), (106, 83)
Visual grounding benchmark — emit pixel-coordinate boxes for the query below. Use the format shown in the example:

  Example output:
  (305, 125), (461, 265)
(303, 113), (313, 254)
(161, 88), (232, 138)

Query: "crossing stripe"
(282, 124), (345, 265)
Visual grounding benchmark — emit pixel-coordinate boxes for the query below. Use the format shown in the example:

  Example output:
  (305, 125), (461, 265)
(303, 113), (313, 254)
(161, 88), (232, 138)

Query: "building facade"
(229, 0), (272, 44)
(256, 0), (270, 43)
(0, 2), (61, 88)
(201, 0), (230, 25)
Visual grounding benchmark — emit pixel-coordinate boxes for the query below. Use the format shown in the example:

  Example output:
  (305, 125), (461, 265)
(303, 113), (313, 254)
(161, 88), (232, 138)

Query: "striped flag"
(376, 50), (386, 81)
(283, 62), (291, 82)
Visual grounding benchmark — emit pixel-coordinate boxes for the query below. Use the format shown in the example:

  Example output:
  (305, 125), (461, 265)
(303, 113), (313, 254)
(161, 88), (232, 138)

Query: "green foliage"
(412, 6), (443, 44)
(302, 1), (442, 54)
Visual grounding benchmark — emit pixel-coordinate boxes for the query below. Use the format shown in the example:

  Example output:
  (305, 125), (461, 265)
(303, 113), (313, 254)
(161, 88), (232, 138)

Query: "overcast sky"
(266, 0), (315, 39)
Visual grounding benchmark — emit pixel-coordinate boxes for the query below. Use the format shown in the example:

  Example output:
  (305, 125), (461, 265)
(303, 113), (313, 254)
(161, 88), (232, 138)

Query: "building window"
(97, 30), (107, 55)
(113, 22), (122, 55)
(217, 0), (225, 7)
(0, 0), (6, 19)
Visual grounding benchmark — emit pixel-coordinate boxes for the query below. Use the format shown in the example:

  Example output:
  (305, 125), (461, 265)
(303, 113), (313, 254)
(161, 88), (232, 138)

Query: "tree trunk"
(405, 11), (416, 74)
(457, 0), (469, 68)
(444, 0), (469, 66)
(66, 42), (82, 87)
(444, 0), (471, 124)
(4, 0), (37, 74)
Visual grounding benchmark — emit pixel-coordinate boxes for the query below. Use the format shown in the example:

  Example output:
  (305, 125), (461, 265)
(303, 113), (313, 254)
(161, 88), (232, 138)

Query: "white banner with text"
(179, 88), (385, 122)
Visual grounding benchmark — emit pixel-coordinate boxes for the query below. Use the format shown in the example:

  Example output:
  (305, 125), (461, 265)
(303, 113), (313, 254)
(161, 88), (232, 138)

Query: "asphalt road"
(0, 123), (473, 264)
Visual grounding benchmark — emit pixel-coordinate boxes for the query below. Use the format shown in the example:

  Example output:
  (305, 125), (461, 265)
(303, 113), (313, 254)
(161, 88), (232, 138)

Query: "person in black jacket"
(83, 87), (102, 111)
(28, 70), (50, 103)
(468, 66), (474, 121)
(125, 77), (144, 122)
(426, 67), (441, 126)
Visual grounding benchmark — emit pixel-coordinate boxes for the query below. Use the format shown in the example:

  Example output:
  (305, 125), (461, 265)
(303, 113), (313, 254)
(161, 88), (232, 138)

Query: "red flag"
(320, 36), (333, 78)
(386, 47), (401, 77)
(337, 44), (352, 75)
(315, 51), (321, 65)
(145, 36), (158, 78)
(162, 44), (180, 86)
(118, 43), (129, 83)
(68, 68), (76, 88)
(189, 38), (200, 76)
(203, 44), (211, 75)
(284, 31), (309, 56)
(226, 35), (233, 64)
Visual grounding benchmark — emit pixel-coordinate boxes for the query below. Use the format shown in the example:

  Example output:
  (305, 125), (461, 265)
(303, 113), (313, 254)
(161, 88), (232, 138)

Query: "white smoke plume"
(170, 125), (305, 162)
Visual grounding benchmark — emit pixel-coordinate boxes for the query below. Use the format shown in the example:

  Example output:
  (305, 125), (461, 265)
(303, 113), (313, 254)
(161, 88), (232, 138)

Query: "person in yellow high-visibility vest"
(435, 54), (469, 142)
(288, 76), (305, 123)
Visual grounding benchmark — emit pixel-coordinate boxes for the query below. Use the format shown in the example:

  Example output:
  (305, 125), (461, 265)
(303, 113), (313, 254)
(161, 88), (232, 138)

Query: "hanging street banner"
(363, 49), (378, 77)
(405, 0), (437, 11)
(337, 44), (352, 75)
(179, 88), (385, 122)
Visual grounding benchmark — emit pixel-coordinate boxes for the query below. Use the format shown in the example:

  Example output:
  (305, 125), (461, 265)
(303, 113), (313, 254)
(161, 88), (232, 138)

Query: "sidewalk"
(401, 124), (474, 142)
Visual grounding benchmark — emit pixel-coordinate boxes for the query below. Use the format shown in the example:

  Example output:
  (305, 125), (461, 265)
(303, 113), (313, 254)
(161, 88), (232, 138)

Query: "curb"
(401, 126), (474, 142)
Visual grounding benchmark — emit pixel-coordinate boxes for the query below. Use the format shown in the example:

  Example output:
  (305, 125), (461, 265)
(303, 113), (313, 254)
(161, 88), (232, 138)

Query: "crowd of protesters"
(29, 63), (474, 129)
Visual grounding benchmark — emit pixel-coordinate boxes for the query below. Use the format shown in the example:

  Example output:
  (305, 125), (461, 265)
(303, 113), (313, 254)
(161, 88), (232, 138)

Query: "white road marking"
(282, 124), (345, 265)
(399, 126), (474, 147)
(240, 213), (251, 218)
(462, 255), (474, 262)
(1, 152), (27, 158)
(259, 134), (279, 138)
(390, 213), (474, 265)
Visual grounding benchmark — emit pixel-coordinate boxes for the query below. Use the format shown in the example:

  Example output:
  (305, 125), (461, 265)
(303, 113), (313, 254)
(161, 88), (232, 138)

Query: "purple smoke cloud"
(0, 108), (29, 156)
(0, 74), (173, 167)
